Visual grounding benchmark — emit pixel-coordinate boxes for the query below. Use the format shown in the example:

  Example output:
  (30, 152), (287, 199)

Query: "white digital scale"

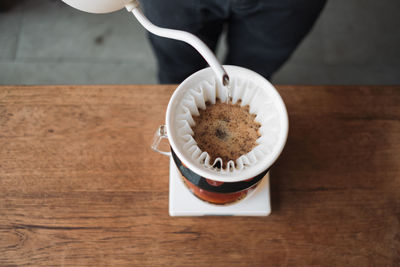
(169, 159), (271, 216)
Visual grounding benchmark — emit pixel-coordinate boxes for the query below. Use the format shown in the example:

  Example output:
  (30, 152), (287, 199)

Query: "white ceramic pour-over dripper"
(62, 0), (229, 86)
(152, 65), (289, 182)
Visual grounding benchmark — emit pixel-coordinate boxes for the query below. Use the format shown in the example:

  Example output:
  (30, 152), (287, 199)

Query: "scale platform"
(169, 159), (271, 216)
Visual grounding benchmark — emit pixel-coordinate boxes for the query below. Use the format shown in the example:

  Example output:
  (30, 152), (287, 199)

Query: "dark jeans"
(141, 0), (326, 83)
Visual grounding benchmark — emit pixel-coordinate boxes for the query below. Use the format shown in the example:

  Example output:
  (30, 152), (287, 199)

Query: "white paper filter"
(173, 67), (284, 175)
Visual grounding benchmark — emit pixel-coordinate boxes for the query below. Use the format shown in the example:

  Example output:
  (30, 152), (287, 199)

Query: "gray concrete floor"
(0, 0), (399, 85)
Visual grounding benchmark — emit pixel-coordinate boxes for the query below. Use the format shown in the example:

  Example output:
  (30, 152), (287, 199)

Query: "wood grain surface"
(0, 85), (399, 266)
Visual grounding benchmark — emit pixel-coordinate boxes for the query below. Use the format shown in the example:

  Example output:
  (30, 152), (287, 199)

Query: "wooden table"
(0, 85), (399, 266)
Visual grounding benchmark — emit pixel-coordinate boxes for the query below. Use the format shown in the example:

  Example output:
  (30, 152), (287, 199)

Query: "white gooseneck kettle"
(62, 0), (229, 86)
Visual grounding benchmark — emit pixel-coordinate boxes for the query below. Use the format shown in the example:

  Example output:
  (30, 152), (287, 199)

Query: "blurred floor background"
(0, 0), (399, 85)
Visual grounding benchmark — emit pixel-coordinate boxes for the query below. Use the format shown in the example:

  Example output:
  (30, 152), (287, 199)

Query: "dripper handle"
(125, 1), (229, 86)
